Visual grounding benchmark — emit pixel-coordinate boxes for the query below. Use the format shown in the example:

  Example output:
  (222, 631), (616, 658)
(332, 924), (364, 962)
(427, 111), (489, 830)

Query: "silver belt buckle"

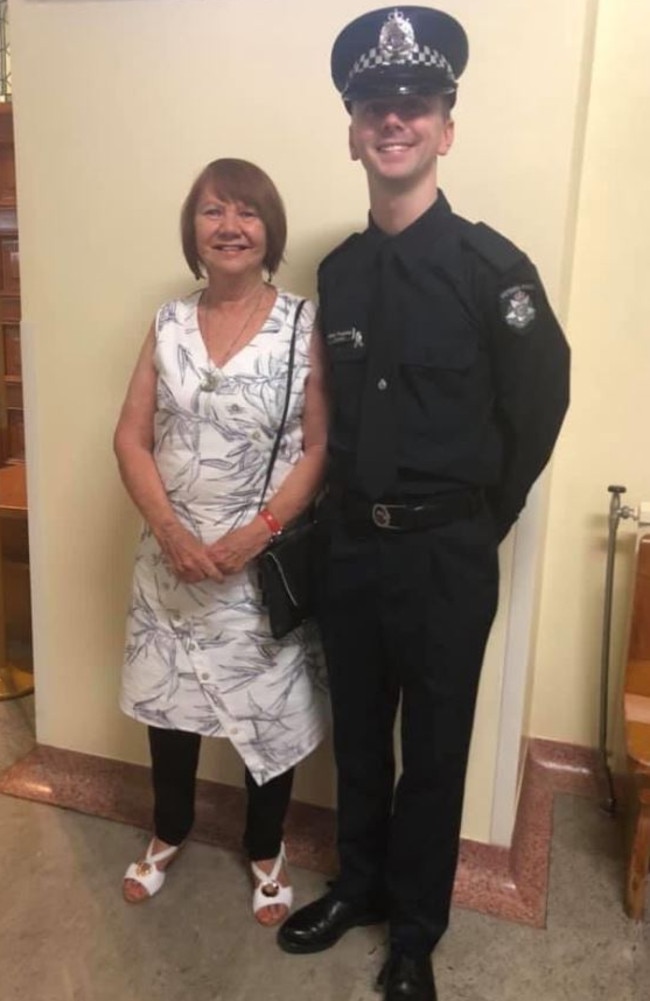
(371, 503), (392, 529)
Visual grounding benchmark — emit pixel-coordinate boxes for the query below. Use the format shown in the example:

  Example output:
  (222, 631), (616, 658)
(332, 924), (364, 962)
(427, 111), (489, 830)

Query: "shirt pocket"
(399, 320), (479, 371)
(398, 321), (482, 438)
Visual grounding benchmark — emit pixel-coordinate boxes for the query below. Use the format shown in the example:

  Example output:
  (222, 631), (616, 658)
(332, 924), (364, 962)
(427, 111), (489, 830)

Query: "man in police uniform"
(278, 8), (570, 1000)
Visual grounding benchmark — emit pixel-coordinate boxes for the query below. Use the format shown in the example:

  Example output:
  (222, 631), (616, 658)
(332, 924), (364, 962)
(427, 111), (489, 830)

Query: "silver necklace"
(199, 284), (266, 391)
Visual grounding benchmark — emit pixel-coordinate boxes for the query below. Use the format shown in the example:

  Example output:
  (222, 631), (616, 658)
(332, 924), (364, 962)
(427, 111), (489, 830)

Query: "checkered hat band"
(344, 44), (456, 95)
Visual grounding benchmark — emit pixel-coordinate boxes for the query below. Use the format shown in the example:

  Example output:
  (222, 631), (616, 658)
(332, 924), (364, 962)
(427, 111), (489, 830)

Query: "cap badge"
(378, 9), (416, 63)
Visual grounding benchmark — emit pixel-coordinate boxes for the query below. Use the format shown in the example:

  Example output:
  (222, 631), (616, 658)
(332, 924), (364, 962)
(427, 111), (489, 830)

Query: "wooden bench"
(623, 533), (650, 920)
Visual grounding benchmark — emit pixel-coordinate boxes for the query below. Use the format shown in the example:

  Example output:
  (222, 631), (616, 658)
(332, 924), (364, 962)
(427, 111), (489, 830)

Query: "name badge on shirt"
(326, 327), (365, 349)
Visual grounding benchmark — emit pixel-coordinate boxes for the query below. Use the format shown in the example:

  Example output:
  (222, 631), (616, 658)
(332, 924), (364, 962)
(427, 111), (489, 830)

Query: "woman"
(115, 158), (328, 926)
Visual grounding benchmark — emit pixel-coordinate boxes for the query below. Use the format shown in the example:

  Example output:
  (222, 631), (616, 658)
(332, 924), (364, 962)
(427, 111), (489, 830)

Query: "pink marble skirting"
(455, 739), (600, 927)
(0, 737), (600, 928)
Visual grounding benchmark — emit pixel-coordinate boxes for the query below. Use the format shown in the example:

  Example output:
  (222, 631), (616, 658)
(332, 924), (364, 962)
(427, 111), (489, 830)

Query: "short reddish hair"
(180, 159), (287, 279)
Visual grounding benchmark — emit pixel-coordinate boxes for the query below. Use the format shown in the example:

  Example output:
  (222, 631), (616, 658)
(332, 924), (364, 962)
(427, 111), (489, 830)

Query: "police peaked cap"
(331, 6), (468, 107)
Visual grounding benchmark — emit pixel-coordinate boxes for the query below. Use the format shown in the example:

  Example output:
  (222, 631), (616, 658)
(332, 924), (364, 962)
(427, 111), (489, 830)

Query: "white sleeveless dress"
(120, 289), (328, 785)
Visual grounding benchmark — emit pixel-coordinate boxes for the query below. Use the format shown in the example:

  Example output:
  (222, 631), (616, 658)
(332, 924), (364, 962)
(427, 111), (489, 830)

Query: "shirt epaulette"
(459, 220), (526, 274)
(319, 233), (361, 273)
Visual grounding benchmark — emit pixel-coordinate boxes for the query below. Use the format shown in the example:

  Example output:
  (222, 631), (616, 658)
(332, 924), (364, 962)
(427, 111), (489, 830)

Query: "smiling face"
(193, 188), (268, 281)
(348, 94), (454, 194)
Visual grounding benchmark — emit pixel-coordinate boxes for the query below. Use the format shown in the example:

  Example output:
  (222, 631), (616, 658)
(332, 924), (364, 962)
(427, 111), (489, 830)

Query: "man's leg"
(324, 571), (400, 906)
(278, 525), (398, 951)
(381, 510), (499, 980)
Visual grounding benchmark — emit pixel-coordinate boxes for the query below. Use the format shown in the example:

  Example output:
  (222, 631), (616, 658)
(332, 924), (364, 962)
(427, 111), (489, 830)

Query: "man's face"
(348, 94), (454, 189)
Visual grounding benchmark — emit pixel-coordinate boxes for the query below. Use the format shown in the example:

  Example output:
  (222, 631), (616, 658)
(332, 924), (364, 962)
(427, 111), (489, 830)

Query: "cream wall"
(10, 0), (588, 842)
(530, 0), (650, 748)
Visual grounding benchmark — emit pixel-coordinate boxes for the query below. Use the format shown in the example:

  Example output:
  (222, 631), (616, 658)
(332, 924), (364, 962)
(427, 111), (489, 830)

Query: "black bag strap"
(258, 298), (307, 510)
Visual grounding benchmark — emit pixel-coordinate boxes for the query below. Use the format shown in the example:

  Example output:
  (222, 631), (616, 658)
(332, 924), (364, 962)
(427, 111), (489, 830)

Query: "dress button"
(201, 672), (210, 681)
(377, 378), (388, 391)
(230, 728), (239, 736)
(188, 642), (197, 651)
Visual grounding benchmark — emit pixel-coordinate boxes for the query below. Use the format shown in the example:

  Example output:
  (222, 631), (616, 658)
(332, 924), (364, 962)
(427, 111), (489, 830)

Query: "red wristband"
(259, 506), (283, 537)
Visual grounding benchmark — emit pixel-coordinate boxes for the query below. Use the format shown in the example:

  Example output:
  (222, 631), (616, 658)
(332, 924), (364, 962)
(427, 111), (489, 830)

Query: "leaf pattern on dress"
(157, 300), (179, 329)
(120, 290), (328, 783)
(177, 343), (203, 386)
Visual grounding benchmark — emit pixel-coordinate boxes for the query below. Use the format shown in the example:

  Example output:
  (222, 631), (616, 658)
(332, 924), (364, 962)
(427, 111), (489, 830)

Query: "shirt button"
(230, 727), (239, 736)
(201, 672), (210, 681)
(377, 378), (388, 391)
(188, 642), (197, 651)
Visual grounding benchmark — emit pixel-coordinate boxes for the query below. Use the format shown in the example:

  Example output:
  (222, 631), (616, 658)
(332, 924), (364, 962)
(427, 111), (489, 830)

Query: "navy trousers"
(316, 502), (499, 956)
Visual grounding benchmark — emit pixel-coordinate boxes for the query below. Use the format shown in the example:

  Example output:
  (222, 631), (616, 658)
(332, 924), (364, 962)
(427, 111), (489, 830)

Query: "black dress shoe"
(378, 952), (437, 1001)
(277, 891), (386, 954)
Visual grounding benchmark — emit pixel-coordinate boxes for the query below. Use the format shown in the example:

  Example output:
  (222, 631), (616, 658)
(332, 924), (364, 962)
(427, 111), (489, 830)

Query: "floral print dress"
(120, 290), (328, 785)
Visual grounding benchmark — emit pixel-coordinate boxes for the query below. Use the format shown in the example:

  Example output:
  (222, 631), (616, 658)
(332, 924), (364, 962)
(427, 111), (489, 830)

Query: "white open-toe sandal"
(251, 842), (294, 925)
(123, 839), (182, 903)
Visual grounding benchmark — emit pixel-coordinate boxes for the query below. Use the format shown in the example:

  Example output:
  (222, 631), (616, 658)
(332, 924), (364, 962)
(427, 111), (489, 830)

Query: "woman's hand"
(156, 522), (224, 583)
(208, 517), (271, 576)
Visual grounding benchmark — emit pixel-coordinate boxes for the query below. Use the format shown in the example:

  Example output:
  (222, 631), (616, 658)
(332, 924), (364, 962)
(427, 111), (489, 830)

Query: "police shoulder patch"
(499, 284), (536, 332)
(459, 221), (525, 274)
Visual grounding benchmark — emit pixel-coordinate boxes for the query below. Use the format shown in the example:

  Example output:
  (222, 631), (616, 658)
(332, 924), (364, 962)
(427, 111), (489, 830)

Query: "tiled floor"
(1, 697), (648, 1001)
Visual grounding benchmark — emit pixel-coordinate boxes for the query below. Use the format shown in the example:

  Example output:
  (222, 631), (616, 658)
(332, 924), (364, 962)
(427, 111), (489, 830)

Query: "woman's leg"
(123, 726), (201, 902)
(243, 766), (294, 860)
(244, 767), (295, 926)
(149, 725), (202, 845)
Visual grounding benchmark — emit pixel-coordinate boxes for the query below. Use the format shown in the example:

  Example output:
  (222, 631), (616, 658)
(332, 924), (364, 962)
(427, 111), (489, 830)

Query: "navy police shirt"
(318, 191), (570, 540)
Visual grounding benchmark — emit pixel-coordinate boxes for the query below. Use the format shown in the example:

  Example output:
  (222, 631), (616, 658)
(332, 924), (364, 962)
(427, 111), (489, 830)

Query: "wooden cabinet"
(0, 103), (22, 465)
(0, 104), (30, 689)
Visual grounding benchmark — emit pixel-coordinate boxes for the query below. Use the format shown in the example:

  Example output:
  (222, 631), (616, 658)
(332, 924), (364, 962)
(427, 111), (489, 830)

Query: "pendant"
(199, 370), (220, 392)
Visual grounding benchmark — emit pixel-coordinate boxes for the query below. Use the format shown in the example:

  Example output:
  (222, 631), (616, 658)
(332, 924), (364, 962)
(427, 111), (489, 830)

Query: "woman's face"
(194, 186), (267, 280)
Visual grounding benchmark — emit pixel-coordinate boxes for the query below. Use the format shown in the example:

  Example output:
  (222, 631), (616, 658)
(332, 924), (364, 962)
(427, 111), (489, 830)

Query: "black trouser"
(148, 726), (294, 861)
(316, 503), (499, 957)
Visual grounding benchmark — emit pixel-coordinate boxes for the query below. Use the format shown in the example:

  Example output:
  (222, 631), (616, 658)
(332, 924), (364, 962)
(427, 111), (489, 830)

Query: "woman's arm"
(114, 326), (222, 583)
(261, 323), (329, 524)
(209, 326), (329, 575)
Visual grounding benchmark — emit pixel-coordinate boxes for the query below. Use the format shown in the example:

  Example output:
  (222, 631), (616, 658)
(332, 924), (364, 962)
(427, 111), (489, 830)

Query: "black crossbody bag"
(257, 299), (316, 639)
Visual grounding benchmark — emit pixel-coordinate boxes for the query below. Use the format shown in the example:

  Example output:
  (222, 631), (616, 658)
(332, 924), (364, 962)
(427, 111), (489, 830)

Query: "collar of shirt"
(362, 190), (456, 272)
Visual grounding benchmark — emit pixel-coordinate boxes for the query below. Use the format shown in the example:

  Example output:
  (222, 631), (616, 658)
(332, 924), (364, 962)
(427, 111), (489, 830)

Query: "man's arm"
(483, 256), (570, 540)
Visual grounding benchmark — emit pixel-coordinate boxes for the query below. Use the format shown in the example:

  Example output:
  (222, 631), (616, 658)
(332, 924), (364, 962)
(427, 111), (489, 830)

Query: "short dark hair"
(437, 92), (455, 119)
(180, 159), (287, 279)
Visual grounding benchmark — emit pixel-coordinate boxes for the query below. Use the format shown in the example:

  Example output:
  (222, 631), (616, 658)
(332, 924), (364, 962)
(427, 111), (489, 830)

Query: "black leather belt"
(326, 489), (484, 532)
